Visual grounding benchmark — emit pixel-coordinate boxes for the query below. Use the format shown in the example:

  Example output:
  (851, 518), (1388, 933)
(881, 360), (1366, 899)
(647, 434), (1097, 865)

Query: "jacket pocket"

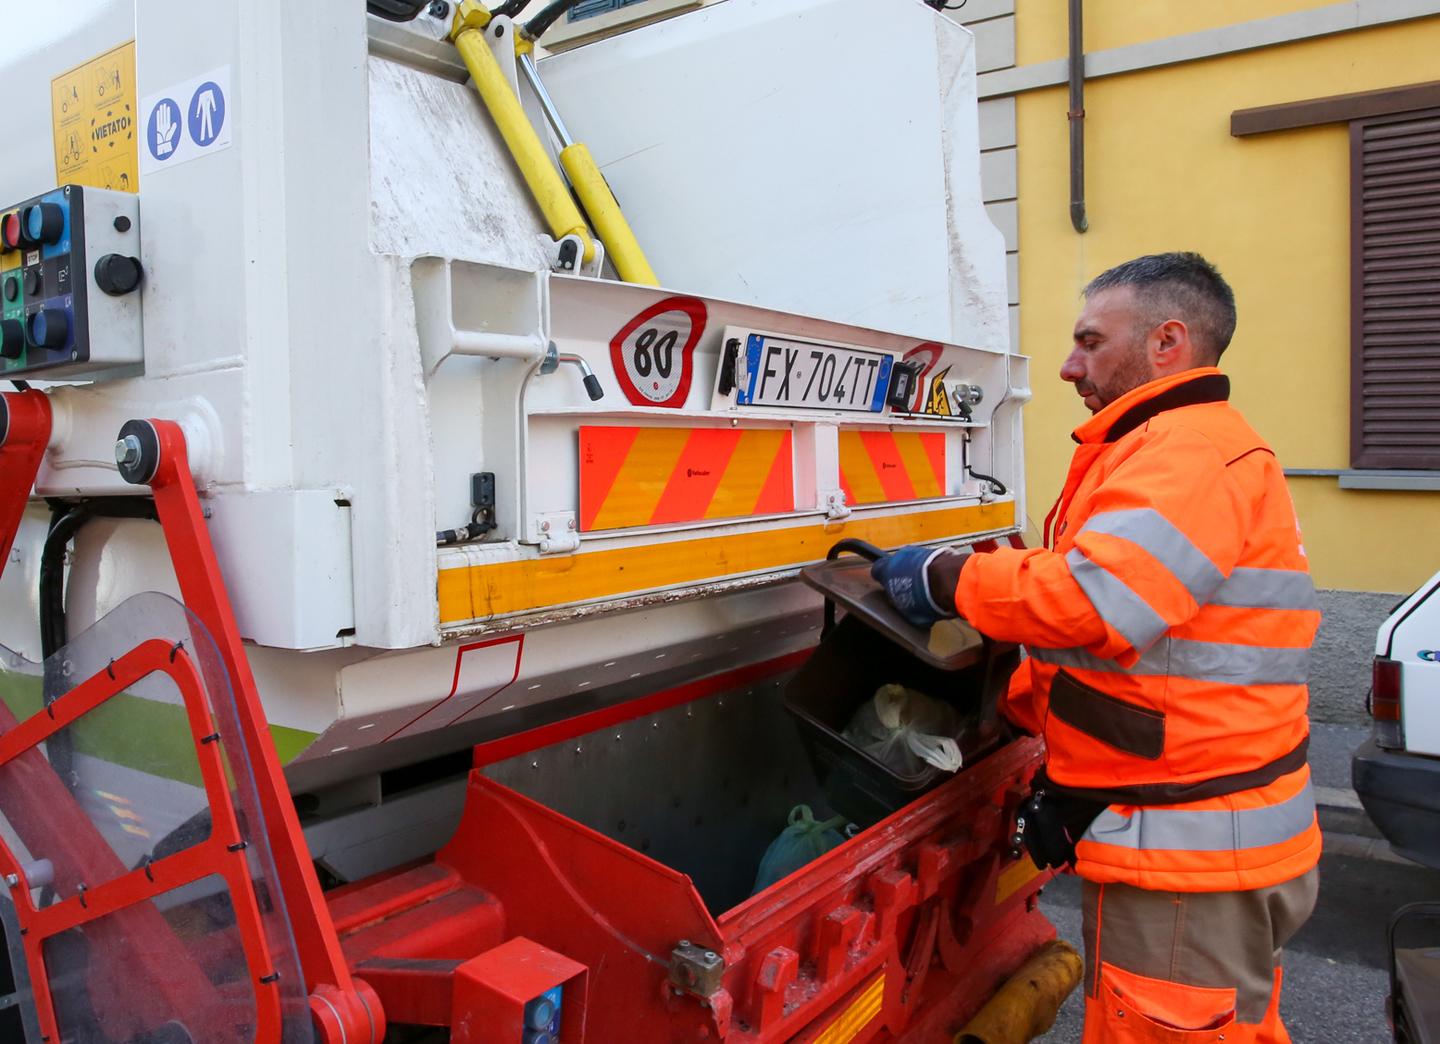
(1083, 962), (1238, 1044)
(1050, 670), (1165, 761)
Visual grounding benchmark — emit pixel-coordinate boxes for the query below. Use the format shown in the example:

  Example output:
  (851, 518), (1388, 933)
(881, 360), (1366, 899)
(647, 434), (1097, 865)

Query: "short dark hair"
(1084, 252), (1237, 360)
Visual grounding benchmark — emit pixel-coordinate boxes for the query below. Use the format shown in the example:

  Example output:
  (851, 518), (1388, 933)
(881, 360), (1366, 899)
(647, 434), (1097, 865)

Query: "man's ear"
(1149, 319), (1193, 371)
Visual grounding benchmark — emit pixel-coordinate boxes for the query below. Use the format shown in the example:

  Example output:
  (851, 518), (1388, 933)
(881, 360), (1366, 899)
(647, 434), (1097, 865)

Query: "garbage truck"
(0, 0), (1079, 1040)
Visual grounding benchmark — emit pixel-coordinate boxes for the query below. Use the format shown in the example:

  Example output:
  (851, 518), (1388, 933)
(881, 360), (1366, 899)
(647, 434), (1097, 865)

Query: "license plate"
(737, 334), (893, 413)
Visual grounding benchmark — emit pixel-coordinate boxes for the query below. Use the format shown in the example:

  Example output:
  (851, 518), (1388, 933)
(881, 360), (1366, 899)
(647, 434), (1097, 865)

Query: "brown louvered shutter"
(1351, 108), (1440, 469)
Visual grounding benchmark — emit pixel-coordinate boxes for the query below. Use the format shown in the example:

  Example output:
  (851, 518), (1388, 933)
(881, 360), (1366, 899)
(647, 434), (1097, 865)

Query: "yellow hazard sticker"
(924, 366), (953, 417)
(811, 974), (885, 1044)
(52, 41), (139, 193)
(994, 853), (1043, 906)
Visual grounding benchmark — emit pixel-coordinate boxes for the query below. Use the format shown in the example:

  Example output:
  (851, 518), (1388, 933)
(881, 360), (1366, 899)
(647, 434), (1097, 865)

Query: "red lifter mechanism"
(0, 397), (383, 1043)
(1, 394), (1066, 1041)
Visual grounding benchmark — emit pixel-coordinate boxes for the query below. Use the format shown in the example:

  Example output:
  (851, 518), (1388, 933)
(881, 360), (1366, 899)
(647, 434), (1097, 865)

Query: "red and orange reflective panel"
(838, 429), (945, 506)
(579, 426), (794, 531)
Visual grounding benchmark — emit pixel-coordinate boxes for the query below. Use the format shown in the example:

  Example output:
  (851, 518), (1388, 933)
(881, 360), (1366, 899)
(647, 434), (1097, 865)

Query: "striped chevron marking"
(579, 426), (794, 531)
(838, 429), (946, 506)
(811, 974), (885, 1044)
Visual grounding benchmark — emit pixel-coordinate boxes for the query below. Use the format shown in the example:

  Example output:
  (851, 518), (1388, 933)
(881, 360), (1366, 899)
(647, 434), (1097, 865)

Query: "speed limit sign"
(609, 296), (707, 408)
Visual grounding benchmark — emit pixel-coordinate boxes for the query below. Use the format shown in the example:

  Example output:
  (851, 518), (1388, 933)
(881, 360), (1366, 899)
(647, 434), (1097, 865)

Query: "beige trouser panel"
(1081, 869), (1319, 1024)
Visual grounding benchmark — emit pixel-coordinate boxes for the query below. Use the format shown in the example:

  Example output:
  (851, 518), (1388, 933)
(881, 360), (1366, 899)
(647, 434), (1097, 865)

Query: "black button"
(2, 274), (17, 302)
(22, 268), (41, 298)
(94, 254), (143, 296)
(0, 318), (23, 359)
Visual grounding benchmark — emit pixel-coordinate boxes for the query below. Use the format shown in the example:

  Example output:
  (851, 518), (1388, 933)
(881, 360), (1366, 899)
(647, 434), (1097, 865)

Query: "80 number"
(632, 327), (677, 379)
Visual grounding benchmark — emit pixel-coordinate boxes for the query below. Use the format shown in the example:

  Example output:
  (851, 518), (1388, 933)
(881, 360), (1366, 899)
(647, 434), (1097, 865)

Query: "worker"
(872, 253), (1321, 1042)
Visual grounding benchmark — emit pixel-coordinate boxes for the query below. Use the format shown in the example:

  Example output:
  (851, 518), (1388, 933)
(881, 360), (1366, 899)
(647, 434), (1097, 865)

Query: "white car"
(1353, 569), (1440, 868)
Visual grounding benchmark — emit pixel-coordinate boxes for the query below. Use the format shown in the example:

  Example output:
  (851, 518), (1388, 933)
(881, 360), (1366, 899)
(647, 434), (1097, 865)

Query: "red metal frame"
(471, 648), (812, 767)
(0, 404), (382, 1042)
(327, 650), (1052, 1042)
(137, 420), (384, 1043)
(0, 641), (285, 1041)
(3, 395), (1049, 1040)
(0, 390), (50, 570)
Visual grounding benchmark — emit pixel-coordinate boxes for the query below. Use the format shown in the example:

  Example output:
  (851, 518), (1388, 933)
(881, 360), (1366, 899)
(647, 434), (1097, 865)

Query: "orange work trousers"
(1080, 870), (1318, 1043)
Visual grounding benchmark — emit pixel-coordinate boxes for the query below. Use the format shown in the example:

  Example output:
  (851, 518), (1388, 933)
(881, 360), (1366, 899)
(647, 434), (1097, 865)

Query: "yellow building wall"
(1019, 0), (1343, 64)
(1013, 14), (1440, 594)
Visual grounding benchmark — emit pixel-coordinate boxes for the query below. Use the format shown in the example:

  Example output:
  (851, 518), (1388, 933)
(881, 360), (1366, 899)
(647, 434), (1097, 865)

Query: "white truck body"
(0, 0), (1024, 798)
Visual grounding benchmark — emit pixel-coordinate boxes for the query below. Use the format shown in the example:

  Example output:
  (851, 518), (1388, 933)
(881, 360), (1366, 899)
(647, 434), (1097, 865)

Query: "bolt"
(704, 951), (717, 962)
(540, 520), (551, 532)
(567, 518), (576, 530)
(114, 434), (143, 469)
(4, 873), (17, 888)
(493, 22), (504, 36)
(428, 0), (450, 16)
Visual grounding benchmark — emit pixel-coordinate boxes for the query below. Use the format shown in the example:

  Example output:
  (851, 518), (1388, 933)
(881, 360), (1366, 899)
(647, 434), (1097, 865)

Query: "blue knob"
(22, 203), (64, 246)
(26, 308), (68, 350)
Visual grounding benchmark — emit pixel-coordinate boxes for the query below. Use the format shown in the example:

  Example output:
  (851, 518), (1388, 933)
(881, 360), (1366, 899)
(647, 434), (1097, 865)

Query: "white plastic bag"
(842, 684), (964, 776)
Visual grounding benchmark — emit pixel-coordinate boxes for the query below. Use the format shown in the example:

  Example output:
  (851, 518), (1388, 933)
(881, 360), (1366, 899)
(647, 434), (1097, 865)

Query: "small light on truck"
(1370, 656), (1405, 749)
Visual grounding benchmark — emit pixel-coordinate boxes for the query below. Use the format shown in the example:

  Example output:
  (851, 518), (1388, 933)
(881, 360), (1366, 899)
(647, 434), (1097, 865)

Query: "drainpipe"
(1068, 0), (1089, 233)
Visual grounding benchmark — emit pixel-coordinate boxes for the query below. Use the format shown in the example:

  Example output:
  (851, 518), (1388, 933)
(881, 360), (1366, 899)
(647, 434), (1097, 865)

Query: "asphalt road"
(1036, 847), (1440, 1042)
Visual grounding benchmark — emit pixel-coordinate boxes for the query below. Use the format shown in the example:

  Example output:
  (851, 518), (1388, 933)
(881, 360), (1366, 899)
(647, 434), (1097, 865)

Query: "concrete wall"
(1312, 589), (1405, 724)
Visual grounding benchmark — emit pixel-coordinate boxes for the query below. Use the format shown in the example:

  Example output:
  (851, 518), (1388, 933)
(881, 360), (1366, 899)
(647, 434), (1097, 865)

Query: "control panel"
(0, 184), (142, 379)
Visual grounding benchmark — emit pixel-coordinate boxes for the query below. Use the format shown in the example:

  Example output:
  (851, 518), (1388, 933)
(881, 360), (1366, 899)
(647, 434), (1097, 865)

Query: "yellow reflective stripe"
(707, 429), (787, 519)
(588, 428), (689, 530)
(812, 974), (885, 1044)
(838, 431), (887, 505)
(895, 433), (943, 498)
(994, 854), (1042, 906)
(437, 501), (1015, 624)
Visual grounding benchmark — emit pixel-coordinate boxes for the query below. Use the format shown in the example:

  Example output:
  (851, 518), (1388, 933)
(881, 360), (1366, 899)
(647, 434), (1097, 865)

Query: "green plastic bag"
(752, 804), (848, 894)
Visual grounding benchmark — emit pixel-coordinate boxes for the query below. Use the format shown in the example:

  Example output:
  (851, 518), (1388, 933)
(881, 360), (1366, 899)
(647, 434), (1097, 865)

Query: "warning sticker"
(51, 41), (139, 193)
(924, 366), (954, 417)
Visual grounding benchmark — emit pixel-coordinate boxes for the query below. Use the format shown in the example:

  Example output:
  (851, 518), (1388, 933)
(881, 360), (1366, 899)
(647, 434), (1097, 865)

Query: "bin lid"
(799, 556), (986, 671)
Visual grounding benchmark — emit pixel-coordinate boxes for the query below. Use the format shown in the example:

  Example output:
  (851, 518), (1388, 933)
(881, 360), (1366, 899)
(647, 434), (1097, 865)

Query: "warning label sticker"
(51, 41), (139, 193)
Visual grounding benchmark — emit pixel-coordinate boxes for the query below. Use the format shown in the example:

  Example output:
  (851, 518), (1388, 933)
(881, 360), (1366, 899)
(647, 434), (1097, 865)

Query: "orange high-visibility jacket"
(953, 368), (1322, 893)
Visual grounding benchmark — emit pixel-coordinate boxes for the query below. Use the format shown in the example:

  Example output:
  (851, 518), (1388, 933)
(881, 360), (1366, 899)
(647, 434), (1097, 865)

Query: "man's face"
(1060, 286), (1157, 413)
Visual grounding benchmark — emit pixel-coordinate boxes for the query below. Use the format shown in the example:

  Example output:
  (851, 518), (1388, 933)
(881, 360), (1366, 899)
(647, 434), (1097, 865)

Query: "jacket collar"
(1071, 368), (1230, 445)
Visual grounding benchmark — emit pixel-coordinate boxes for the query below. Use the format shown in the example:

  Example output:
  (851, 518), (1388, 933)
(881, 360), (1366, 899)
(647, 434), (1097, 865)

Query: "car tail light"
(1370, 657), (1405, 749)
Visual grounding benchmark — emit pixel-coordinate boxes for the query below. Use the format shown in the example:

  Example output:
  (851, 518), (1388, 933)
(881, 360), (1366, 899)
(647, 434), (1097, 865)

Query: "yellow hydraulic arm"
(448, 1), (659, 286)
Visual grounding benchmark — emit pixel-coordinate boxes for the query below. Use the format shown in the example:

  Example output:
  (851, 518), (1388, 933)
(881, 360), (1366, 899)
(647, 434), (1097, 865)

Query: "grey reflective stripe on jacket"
(1078, 508), (1226, 604)
(1209, 567), (1318, 611)
(1065, 549), (1169, 653)
(1080, 779), (1316, 852)
(1029, 638), (1310, 686)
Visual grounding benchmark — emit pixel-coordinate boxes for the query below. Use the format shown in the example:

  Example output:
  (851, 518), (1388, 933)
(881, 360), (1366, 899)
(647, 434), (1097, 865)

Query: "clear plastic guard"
(0, 593), (311, 1042)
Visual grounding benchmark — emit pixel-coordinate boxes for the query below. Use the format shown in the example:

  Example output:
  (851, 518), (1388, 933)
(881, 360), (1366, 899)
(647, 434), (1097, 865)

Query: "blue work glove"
(871, 545), (954, 630)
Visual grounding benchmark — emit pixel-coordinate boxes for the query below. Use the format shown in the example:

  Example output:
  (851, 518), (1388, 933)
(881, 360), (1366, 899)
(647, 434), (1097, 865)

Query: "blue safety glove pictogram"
(871, 545), (952, 630)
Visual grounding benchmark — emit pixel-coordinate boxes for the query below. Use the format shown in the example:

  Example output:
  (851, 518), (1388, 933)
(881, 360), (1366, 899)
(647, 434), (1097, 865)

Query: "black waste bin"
(784, 543), (1018, 825)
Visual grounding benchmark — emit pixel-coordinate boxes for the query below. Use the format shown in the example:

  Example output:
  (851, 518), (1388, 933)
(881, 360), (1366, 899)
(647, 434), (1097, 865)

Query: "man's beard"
(1087, 340), (1155, 409)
